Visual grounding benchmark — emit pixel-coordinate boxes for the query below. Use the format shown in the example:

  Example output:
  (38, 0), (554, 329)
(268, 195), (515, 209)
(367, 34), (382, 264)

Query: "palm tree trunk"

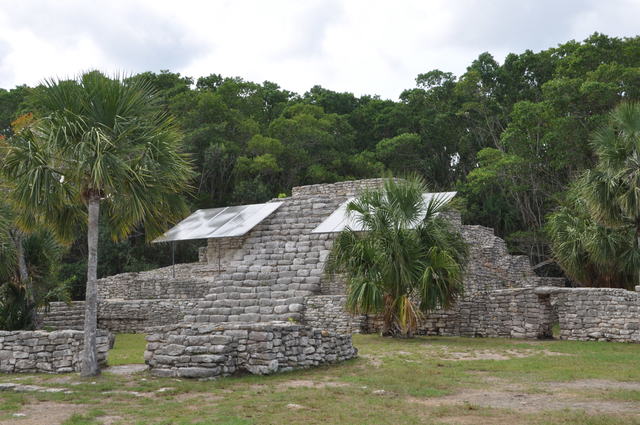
(14, 232), (29, 283)
(11, 230), (36, 328)
(81, 195), (100, 377)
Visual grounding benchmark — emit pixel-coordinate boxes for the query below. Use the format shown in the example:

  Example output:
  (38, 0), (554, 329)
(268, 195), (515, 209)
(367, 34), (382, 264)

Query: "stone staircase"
(181, 193), (347, 324)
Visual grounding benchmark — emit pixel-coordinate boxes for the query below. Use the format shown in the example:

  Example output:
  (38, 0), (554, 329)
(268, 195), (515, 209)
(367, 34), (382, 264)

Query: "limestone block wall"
(538, 287), (640, 342)
(39, 302), (86, 330)
(0, 329), (109, 373)
(460, 225), (545, 293)
(420, 288), (554, 338)
(40, 300), (195, 333)
(303, 295), (365, 334)
(96, 267), (214, 300)
(205, 236), (246, 269)
(144, 322), (357, 378)
(358, 288), (554, 338)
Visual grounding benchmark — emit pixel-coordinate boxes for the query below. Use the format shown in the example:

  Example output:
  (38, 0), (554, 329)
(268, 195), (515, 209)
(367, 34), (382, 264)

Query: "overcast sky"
(1, 0), (639, 99)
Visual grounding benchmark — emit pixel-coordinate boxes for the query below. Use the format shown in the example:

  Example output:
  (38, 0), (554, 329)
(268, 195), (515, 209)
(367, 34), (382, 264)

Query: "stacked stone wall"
(144, 322), (357, 378)
(39, 302), (85, 330)
(303, 295), (366, 334)
(421, 289), (553, 338)
(40, 300), (195, 333)
(0, 330), (109, 373)
(537, 287), (640, 342)
(205, 236), (246, 269)
(97, 266), (214, 300)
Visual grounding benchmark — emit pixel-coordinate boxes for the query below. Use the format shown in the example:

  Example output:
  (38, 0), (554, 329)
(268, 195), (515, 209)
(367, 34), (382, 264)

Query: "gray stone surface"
(536, 287), (640, 342)
(144, 322), (357, 378)
(0, 330), (109, 373)
(39, 300), (194, 333)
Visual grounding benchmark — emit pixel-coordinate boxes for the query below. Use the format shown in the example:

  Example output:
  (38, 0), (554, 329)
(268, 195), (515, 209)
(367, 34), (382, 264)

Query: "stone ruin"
(27, 178), (640, 376)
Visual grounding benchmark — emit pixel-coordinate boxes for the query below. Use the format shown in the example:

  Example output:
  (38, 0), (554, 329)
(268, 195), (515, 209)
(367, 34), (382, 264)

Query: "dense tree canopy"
(1, 32), (639, 292)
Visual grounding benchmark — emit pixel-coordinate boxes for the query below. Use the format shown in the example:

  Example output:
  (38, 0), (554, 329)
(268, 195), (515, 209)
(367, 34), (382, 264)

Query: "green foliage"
(547, 102), (640, 288)
(326, 177), (467, 336)
(0, 158), (68, 330)
(0, 225), (69, 330)
(2, 33), (640, 291)
(546, 186), (635, 288)
(1, 71), (195, 246)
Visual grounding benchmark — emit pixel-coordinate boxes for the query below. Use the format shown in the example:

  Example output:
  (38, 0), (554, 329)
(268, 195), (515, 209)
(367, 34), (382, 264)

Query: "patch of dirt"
(436, 414), (523, 425)
(550, 379), (640, 391)
(98, 415), (124, 425)
(286, 403), (305, 410)
(0, 383), (71, 394)
(431, 347), (572, 361)
(43, 375), (77, 385)
(103, 364), (148, 375)
(0, 401), (84, 425)
(360, 354), (383, 367)
(407, 379), (640, 415)
(277, 380), (350, 389)
(172, 392), (223, 402)
(102, 390), (152, 398)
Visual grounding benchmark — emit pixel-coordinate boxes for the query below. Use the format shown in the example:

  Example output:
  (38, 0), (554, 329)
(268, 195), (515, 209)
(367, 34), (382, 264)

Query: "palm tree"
(325, 177), (467, 337)
(1, 181), (67, 330)
(1, 71), (193, 376)
(546, 184), (636, 288)
(581, 102), (640, 285)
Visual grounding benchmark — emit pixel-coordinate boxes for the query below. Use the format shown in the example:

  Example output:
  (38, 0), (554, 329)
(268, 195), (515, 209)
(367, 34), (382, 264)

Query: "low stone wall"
(303, 295), (365, 334)
(537, 287), (640, 342)
(40, 300), (196, 333)
(358, 288), (554, 339)
(144, 322), (357, 378)
(420, 288), (554, 338)
(0, 330), (109, 373)
(97, 272), (212, 300)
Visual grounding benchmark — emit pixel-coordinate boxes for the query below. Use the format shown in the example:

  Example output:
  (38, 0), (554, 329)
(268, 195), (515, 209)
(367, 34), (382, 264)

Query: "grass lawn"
(2, 334), (640, 424)
(108, 334), (147, 366)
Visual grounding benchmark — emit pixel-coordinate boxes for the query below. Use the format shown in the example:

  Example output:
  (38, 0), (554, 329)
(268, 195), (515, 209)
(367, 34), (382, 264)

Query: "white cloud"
(0, 0), (639, 99)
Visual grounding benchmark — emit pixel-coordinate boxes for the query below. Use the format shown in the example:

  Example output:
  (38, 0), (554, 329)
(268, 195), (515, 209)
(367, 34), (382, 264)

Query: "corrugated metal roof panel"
(311, 192), (457, 233)
(153, 201), (284, 243)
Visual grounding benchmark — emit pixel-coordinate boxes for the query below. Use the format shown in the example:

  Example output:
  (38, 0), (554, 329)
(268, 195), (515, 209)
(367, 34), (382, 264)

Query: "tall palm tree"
(326, 177), (467, 337)
(1, 71), (193, 376)
(581, 102), (640, 285)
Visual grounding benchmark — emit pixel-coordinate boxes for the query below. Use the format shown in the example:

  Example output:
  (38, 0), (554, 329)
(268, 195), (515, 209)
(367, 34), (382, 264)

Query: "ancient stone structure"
(38, 178), (640, 351)
(536, 287), (640, 342)
(0, 330), (109, 373)
(144, 321), (356, 378)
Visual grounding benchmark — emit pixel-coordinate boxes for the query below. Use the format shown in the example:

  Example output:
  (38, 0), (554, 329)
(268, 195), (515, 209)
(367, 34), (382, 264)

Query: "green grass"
(1, 334), (640, 424)
(108, 333), (147, 366)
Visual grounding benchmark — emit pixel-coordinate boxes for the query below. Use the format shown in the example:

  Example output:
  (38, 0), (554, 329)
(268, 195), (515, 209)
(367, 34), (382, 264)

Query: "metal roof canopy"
(152, 201), (284, 243)
(311, 192), (457, 234)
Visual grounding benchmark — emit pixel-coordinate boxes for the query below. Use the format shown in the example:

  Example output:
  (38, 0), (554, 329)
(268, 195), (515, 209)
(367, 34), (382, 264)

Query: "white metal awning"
(152, 201), (284, 243)
(311, 192), (457, 233)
